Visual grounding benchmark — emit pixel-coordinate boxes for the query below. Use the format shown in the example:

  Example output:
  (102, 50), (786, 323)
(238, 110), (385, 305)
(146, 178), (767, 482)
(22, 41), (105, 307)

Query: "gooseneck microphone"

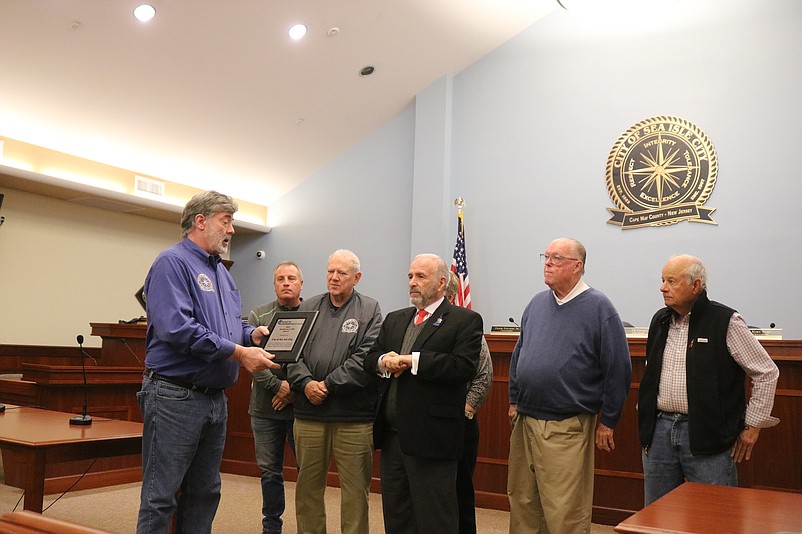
(70, 334), (93, 426)
(119, 338), (143, 366)
(508, 317), (520, 327)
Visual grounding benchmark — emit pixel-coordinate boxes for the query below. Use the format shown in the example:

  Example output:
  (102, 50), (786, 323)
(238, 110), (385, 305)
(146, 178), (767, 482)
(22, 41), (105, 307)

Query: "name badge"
(698, 337), (709, 343)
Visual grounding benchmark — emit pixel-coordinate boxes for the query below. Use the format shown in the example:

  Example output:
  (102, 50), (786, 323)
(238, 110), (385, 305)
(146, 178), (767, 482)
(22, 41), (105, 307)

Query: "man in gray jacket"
(287, 249), (382, 534)
(247, 261), (304, 534)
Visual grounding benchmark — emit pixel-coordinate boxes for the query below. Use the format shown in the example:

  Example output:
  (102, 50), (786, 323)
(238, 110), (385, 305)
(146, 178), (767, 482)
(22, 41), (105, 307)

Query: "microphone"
(508, 317), (520, 327)
(770, 322), (776, 328)
(70, 334), (92, 426)
(76, 335), (98, 365)
(119, 338), (143, 366)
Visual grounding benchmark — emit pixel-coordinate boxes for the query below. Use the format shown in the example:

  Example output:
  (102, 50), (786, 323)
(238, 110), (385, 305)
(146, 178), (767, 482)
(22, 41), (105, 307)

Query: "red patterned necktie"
(414, 309), (428, 326)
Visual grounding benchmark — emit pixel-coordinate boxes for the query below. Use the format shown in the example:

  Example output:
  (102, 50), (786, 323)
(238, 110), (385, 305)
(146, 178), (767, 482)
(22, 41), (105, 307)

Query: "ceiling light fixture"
(133, 4), (156, 22)
(288, 24), (308, 40)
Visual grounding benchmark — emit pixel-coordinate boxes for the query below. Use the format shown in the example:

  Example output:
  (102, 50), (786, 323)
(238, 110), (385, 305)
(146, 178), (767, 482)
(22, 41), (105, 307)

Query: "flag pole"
(454, 196), (465, 217)
(450, 197), (471, 309)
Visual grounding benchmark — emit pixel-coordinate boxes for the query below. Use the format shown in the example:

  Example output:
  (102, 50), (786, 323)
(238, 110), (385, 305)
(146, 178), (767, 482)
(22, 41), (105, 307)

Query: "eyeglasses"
(540, 253), (580, 265)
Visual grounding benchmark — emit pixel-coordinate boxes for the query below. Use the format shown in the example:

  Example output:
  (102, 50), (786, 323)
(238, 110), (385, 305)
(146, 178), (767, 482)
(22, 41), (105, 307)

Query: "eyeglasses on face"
(540, 253), (580, 265)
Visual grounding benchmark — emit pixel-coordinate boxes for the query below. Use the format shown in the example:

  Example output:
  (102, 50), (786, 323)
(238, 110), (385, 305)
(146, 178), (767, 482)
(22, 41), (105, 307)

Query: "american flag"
(450, 210), (472, 309)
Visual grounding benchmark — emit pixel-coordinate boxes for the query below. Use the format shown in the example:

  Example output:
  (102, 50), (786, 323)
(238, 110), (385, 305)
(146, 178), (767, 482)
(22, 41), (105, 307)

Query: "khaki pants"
(294, 419), (374, 534)
(293, 419), (373, 534)
(507, 413), (596, 534)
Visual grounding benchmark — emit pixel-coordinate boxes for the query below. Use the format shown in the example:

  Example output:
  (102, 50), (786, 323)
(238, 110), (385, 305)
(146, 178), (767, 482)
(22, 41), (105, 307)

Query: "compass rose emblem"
(606, 116), (718, 229)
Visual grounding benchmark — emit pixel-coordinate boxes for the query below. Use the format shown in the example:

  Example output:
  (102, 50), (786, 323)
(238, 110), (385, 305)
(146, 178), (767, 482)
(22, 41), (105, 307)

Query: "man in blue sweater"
(507, 237), (631, 534)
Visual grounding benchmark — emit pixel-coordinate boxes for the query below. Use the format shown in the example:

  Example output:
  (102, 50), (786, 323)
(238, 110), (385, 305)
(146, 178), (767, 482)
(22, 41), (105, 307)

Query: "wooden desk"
(0, 511), (112, 534)
(615, 482), (802, 533)
(0, 406), (142, 513)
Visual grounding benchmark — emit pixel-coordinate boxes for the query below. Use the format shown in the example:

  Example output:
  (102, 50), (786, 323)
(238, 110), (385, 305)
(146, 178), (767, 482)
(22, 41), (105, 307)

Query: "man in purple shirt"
(136, 191), (278, 534)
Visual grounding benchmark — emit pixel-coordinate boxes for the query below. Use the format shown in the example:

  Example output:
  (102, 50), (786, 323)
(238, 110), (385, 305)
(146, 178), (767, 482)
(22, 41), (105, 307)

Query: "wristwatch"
(465, 411), (474, 420)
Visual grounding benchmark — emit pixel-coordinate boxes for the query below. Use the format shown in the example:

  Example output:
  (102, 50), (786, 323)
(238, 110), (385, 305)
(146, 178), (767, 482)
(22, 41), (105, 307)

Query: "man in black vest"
(638, 255), (779, 505)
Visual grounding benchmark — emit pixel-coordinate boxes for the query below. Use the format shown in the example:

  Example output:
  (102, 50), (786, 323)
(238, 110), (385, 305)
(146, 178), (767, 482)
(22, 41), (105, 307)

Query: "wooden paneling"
(0, 344), (100, 375)
(221, 333), (802, 524)
(6, 327), (797, 525)
(481, 334), (802, 525)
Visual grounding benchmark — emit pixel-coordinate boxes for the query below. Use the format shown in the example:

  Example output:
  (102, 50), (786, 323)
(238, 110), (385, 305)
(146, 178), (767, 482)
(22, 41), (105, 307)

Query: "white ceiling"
(0, 0), (555, 206)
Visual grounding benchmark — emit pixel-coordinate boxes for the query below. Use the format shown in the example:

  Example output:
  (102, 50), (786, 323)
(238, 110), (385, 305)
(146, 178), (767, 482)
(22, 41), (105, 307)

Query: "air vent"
(135, 175), (165, 197)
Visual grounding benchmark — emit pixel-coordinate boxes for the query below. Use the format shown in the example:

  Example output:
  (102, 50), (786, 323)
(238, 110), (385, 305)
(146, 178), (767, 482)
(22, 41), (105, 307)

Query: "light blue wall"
(235, 0), (802, 337)
(233, 107), (417, 316)
(449, 0), (802, 334)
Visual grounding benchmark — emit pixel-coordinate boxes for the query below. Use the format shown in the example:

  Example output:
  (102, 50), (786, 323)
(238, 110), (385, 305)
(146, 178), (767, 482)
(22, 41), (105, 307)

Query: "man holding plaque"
(287, 249), (383, 534)
(137, 191), (278, 534)
(247, 261), (304, 534)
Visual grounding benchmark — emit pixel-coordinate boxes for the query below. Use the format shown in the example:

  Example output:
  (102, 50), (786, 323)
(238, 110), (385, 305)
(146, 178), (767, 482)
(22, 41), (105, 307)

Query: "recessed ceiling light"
(360, 66), (375, 77)
(134, 5), (156, 23)
(327, 27), (340, 37)
(289, 24), (307, 40)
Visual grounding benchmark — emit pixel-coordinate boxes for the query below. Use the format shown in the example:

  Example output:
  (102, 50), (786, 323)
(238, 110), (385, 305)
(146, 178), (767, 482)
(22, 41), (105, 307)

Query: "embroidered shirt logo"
(197, 273), (214, 292)
(341, 318), (359, 333)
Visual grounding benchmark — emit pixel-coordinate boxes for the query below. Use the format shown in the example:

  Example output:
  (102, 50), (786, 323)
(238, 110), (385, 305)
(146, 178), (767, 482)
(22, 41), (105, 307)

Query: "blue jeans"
(136, 376), (228, 534)
(642, 412), (737, 506)
(251, 416), (296, 533)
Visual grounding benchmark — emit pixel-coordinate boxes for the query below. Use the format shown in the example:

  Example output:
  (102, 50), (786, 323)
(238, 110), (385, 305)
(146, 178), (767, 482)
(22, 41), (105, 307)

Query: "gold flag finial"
(454, 197), (465, 215)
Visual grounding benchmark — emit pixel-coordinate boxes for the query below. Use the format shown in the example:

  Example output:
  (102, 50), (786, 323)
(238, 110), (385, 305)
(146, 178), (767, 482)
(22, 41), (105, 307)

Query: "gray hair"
(328, 249), (361, 273)
(555, 237), (587, 274)
(445, 271), (459, 299)
(672, 254), (708, 290)
(180, 191), (238, 237)
(274, 261), (304, 282)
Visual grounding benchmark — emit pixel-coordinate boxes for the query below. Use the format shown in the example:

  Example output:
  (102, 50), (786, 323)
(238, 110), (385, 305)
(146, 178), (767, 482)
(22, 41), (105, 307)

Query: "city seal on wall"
(605, 116), (718, 229)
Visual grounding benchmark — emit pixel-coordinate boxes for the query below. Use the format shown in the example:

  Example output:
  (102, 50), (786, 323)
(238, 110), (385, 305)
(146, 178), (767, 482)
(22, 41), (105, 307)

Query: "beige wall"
(0, 187), (179, 347)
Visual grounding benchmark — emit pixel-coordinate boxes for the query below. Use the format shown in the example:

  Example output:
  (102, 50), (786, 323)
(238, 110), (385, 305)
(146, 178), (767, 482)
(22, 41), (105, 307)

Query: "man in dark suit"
(364, 253), (483, 534)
